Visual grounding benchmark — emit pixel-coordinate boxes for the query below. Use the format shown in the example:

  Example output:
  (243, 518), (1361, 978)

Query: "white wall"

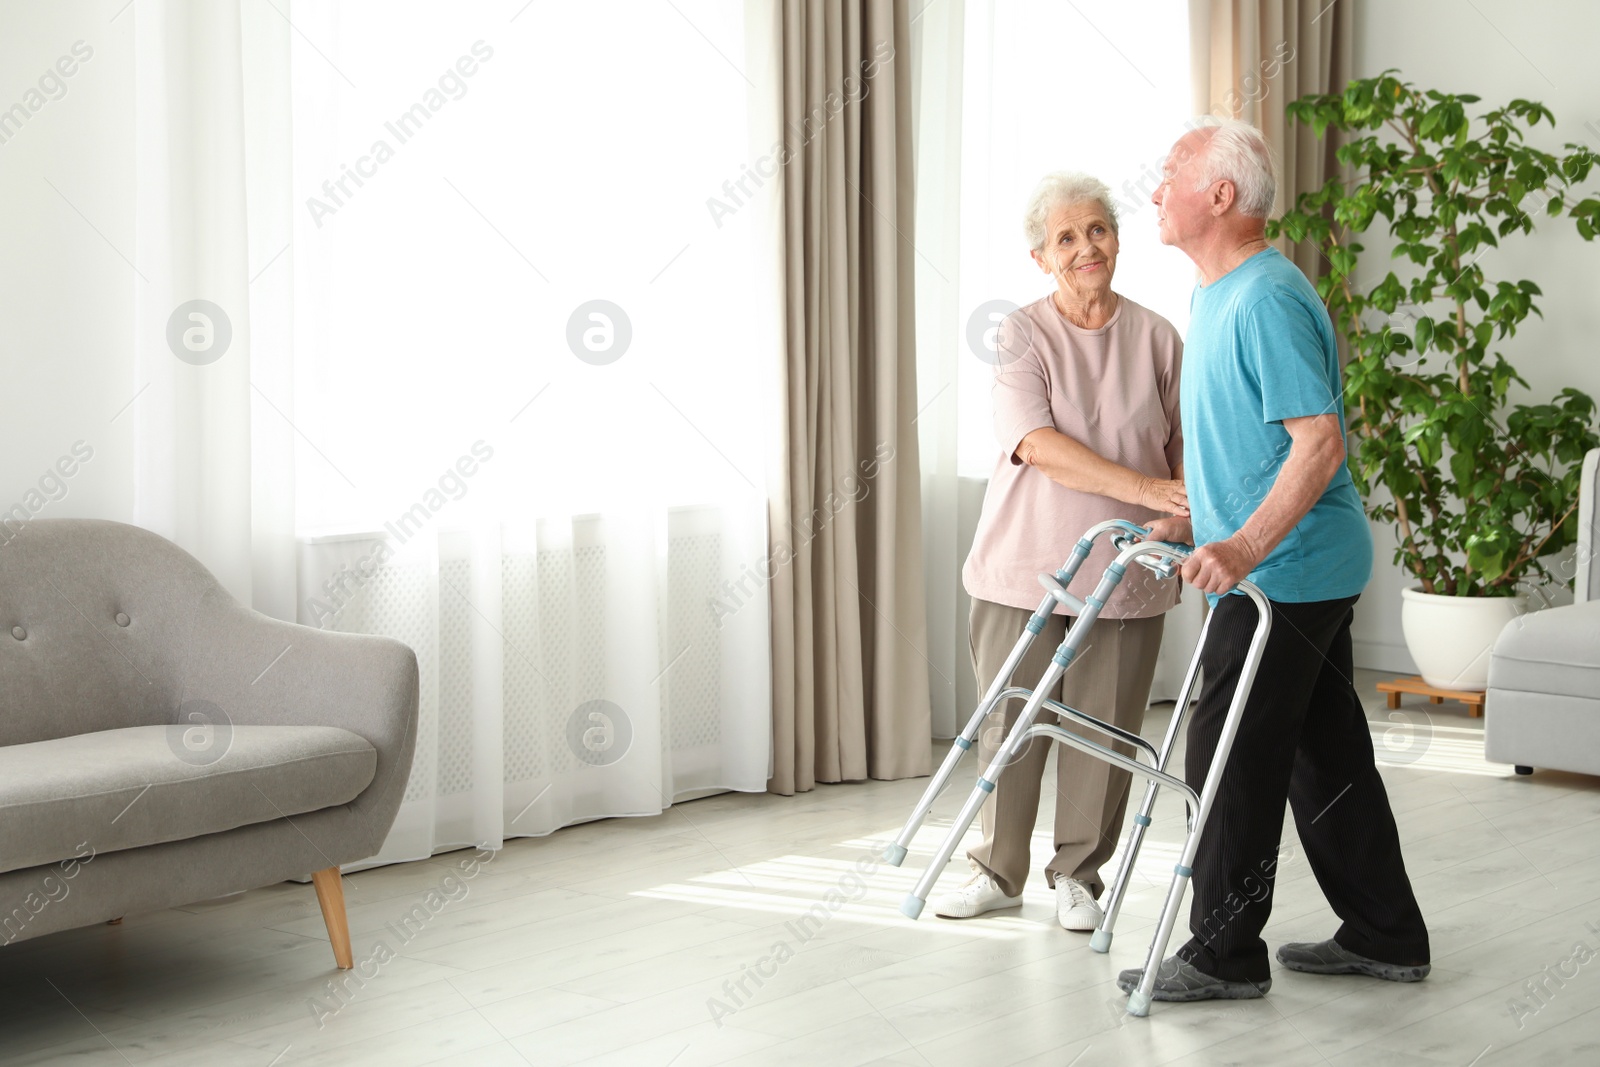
(1349, 0), (1600, 670)
(0, 3), (135, 529)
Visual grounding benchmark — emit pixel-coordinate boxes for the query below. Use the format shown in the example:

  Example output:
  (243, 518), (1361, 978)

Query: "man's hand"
(1138, 477), (1189, 516)
(1180, 534), (1263, 595)
(1142, 516), (1193, 546)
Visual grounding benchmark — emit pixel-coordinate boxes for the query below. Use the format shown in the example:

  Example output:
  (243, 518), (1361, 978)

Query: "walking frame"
(883, 519), (1272, 1017)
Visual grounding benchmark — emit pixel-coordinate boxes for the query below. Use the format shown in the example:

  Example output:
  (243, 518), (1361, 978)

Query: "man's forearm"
(1016, 427), (1150, 506)
(1233, 422), (1345, 563)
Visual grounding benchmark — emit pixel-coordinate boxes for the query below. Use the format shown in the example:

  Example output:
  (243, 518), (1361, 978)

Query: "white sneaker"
(931, 872), (1022, 918)
(1055, 878), (1103, 931)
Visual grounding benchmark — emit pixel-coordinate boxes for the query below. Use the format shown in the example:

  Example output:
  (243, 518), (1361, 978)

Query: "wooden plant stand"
(1376, 676), (1486, 718)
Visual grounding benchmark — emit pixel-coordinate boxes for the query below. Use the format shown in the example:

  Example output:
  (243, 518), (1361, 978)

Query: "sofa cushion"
(0, 725), (376, 876)
(1488, 599), (1600, 701)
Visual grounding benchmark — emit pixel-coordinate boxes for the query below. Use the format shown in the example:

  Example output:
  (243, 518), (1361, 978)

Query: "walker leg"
(1128, 863), (1192, 1017)
(884, 601), (1057, 865)
(1128, 596), (1269, 1016)
(901, 777), (993, 918)
(903, 662), (1067, 918)
(885, 535), (1112, 868)
(1093, 612), (1212, 953)
(884, 702), (987, 866)
(906, 550), (1121, 919)
(1091, 782), (1156, 954)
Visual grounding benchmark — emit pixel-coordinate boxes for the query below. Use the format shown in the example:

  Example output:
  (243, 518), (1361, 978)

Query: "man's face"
(1153, 130), (1215, 249)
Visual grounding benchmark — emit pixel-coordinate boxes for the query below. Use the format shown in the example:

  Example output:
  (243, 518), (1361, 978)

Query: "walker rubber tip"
(1127, 990), (1152, 1018)
(883, 843), (908, 867)
(1089, 929), (1112, 953)
(900, 894), (926, 920)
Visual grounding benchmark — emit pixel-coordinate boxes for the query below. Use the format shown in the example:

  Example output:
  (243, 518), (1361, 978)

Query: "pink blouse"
(962, 293), (1184, 619)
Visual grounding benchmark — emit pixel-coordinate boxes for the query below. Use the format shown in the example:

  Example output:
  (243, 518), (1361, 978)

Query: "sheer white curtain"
(911, 0), (968, 736)
(133, 0), (297, 617)
(915, 0), (1206, 720)
(282, 0), (778, 862)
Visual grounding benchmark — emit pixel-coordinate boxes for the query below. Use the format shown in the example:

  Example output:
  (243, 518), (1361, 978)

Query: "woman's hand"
(1138, 477), (1189, 516)
(1142, 516), (1193, 546)
(1016, 430), (1190, 515)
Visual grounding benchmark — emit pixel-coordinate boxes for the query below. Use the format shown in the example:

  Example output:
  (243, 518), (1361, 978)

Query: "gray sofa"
(0, 519), (417, 967)
(1486, 449), (1600, 777)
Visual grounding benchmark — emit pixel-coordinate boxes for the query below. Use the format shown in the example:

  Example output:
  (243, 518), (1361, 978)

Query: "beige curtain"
(1189, 0), (1354, 280)
(768, 0), (932, 795)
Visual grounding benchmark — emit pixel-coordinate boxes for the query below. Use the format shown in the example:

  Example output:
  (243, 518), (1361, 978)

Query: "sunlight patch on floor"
(1372, 720), (1508, 776)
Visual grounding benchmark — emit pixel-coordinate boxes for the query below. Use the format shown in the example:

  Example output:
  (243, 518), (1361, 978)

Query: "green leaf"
(1414, 315), (1434, 352)
(1467, 541), (1508, 583)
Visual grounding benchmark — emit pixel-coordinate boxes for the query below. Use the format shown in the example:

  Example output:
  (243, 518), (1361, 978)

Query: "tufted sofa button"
(115, 613), (131, 627)
(11, 625), (26, 640)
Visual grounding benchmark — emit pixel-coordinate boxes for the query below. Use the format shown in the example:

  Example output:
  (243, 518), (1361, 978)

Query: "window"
(956, 0), (1193, 475)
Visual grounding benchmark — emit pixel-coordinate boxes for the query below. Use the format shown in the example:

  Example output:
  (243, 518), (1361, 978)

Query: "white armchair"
(1485, 449), (1600, 776)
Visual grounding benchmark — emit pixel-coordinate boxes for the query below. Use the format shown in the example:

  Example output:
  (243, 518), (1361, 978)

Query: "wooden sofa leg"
(311, 866), (354, 970)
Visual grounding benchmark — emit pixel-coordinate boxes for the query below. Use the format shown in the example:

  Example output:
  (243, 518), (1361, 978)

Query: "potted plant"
(1269, 71), (1600, 689)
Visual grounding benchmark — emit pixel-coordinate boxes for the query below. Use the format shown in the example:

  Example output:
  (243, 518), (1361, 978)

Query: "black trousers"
(1176, 594), (1430, 983)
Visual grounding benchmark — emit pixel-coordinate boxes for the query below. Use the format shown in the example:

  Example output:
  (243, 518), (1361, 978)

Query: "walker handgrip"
(1111, 529), (1181, 581)
(1109, 528), (1151, 554)
(1140, 556), (1178, 580)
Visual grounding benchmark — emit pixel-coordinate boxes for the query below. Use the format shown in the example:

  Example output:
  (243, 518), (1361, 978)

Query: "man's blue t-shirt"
(1182, 247), (1371, 603)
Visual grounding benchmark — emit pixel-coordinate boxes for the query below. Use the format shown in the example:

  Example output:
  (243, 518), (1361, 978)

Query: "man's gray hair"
(1023, 171), (1119, 251)
(1190, 118), (1277, 219)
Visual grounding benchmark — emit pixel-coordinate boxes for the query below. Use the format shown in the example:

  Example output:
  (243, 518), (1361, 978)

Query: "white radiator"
(295, 505), (768, 860)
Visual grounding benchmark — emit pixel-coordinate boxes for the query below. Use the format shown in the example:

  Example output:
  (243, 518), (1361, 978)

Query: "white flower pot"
(1399, 587), (1524, 691)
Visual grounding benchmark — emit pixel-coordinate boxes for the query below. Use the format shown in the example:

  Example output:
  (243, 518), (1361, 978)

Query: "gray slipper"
(1275, 939), (1430, 982)
(1116, 955), (1271, 1002)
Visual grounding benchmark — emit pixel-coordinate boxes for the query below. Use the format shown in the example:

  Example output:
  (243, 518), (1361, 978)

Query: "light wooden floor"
(3, 670), (1598, 1066)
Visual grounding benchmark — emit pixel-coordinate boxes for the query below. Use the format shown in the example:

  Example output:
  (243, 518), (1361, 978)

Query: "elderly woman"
(934, 172), (1186, 931)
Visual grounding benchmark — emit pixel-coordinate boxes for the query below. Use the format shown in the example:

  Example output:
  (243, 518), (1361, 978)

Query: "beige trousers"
(966, 599), (1164, 899)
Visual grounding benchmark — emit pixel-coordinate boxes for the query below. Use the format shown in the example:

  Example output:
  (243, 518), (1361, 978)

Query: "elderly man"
(1121, 119), (1431, 1002)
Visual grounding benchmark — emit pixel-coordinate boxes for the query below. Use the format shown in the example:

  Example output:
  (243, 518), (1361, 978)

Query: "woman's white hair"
(1023, 172), (1119, 252)
(1190, 118), (1277, 218)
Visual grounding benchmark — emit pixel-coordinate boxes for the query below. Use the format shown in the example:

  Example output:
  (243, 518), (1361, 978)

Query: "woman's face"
(1031, 200), (1119, 300)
